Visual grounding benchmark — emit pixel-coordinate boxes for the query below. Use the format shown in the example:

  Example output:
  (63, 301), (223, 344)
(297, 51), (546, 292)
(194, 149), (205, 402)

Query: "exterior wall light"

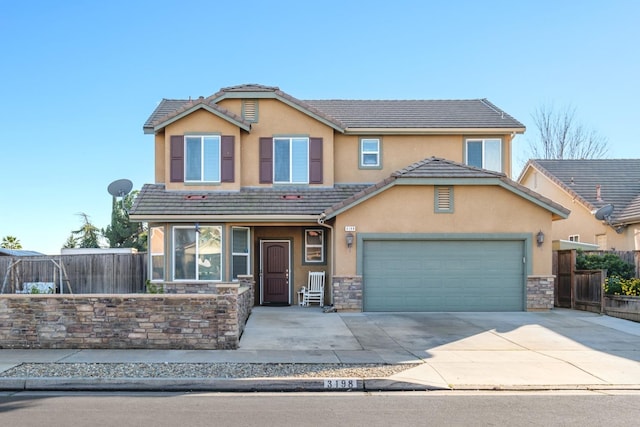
(536, 230), (544, 246)
(345, 232), (354, 249)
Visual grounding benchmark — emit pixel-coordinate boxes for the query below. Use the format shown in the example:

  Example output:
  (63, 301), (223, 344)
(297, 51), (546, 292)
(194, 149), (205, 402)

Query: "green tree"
(103, 191), (147, 251)
(72, 212), (101, 248)
(62, 234), (78, 249)
(1, 235), (22, 249)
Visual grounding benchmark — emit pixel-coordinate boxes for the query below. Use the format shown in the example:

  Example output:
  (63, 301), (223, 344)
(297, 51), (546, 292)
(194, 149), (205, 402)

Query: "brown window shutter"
(309, 137), (323, 184)
(170, 135), (184, 183)
(259, 137), (273, 183)
(221, 135), (235, 182)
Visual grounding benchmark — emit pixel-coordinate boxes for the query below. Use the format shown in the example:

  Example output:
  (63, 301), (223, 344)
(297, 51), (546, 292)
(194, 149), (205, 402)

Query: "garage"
(363, 239), (525, 312)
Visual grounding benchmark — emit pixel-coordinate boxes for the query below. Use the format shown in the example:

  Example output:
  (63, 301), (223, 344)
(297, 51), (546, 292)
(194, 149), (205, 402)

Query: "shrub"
(576, 251), (635, 279)
(605, 276), (640, 296)
(145, 280), (164, 294)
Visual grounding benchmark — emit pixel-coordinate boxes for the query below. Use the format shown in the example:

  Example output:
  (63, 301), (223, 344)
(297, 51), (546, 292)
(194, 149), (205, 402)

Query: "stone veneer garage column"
(332, 276), (363, 311)
(526, 275), (554, 311)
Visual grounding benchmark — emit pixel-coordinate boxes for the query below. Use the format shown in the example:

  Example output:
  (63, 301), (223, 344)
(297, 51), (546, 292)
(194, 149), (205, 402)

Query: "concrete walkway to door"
(240, 306), (640, 389)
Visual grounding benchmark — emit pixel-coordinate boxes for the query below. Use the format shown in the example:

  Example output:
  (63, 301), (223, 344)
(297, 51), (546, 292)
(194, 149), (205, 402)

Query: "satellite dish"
(594, 204), (614, 221)
(107, 179), (133, 198)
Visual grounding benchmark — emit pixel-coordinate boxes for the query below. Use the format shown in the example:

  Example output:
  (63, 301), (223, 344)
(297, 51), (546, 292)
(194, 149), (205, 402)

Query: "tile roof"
(322, 157), (569, 219)
(143, 85), (524, 133)
(303, 99), (524, 129)
(526, 159), (640, 224)
(129, 184), (371, 219)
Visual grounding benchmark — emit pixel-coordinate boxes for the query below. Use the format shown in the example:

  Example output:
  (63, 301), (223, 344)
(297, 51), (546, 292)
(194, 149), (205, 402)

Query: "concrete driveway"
(240, 306), (640, 389)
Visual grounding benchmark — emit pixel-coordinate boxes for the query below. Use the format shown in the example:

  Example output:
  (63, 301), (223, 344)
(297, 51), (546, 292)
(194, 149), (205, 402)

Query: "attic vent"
(435, 186), (453, 213)
(185, 195), (207, 200)
(242, 99), (258, 123)
(282, 195), (302, 200)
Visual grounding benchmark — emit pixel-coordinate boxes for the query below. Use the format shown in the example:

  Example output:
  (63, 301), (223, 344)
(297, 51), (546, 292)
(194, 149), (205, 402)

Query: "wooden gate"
(553, 250), (605, 312)
(554, 250), (575, 308)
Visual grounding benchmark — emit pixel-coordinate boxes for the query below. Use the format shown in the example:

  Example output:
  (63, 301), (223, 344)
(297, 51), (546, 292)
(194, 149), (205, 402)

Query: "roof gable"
(524, 159), (640, 224)
(144, 96), (252, 134)
(144, 84), (525, 135)
(323, 157), (569, 219)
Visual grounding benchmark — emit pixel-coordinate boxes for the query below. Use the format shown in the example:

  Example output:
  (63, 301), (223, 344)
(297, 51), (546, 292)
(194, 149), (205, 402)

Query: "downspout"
(317, 213), (335, 306)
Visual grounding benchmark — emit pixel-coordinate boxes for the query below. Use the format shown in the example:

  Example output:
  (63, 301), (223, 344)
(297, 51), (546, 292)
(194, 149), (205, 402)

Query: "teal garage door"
(363, 239), (525, 312)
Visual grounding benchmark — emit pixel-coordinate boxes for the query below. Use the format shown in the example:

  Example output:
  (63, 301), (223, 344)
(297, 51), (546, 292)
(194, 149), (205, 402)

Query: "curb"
(0, 377), (448, 392)
(3, 377), (639, 393)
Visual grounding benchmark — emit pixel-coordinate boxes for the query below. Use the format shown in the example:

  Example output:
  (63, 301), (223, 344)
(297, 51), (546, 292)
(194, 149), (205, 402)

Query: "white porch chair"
(301, 271), (325, 307)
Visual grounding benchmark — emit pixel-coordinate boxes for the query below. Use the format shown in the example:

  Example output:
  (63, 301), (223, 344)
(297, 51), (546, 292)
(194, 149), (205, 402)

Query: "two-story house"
(130, 84), (569, 312)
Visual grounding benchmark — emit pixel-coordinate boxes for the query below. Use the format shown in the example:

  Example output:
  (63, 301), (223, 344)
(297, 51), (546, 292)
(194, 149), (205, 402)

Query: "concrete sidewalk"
(1, 307), (639, 392)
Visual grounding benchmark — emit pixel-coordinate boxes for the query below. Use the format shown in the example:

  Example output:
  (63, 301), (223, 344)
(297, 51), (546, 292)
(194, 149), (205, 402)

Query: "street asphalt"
(1, 307), (639, 392)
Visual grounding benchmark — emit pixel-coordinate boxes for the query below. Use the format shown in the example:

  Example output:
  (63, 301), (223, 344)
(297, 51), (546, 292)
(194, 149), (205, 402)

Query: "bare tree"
(528, 103), (608, 159)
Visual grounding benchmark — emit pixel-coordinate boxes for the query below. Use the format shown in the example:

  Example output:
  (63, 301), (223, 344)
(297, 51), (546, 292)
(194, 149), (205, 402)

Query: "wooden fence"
(574, 269), (605, 313)
(583, 250), (640, 278)
(0, 253), (147, 294)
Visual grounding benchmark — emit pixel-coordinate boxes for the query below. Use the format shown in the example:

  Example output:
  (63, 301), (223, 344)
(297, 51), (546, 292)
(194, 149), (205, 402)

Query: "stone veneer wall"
(0, 277), (255, 350)
(332, 276), (363, 311)
(526, 275), (554, 311)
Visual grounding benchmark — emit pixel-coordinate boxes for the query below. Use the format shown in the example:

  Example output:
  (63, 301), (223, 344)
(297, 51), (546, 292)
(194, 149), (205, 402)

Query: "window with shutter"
(435, 186), (454, 213)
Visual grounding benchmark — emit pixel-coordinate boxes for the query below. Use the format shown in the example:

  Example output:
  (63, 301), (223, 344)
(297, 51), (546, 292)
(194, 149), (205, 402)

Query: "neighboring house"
(518, 159), (640, 251)
(0, 249), (44, 257)
(130, 84), (568, 312)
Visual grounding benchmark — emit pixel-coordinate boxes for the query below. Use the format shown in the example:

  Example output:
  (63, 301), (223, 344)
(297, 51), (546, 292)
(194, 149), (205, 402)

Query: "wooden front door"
(261, 241), (290, 304)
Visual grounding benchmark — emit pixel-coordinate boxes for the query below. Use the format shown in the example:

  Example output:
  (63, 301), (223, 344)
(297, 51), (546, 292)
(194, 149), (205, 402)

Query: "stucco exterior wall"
(162, 109), (242, 191)
(219, 99), (336, 187)
(334, 133), (515, 184)
(331, 184), (553, 276)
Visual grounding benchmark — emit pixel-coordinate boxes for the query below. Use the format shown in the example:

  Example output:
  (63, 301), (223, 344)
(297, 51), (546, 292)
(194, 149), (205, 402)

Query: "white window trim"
(360, 138), (380, 168)
(172, 225), (222, 281)
(185, 135), (221, 183)
(569, 234), (580, 242)
(273, 137), (309, 184)
(231, 227), (250, 281)
(304, 228), (325, 263)
(465, 138), (502, 172)
(149, 226), (165, 282)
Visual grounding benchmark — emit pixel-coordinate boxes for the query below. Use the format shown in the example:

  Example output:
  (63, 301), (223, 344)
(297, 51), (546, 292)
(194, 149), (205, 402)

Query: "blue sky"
(1, 0), (639, 254)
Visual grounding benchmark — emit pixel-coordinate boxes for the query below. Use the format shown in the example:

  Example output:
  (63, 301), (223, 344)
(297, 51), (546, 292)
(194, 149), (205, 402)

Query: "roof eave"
(497, 180), (570, 219)
(343, 127), (526, 135)
(151, 104), (251, 134)
(129, 214), (320, 223)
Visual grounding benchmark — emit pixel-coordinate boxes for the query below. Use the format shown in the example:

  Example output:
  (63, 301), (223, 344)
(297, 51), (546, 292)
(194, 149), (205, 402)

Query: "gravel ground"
(0, 363), (420, 379)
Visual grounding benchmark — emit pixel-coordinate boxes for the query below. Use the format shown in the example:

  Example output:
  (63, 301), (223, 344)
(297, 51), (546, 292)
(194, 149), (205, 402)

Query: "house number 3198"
(324, 379), (358, 389)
